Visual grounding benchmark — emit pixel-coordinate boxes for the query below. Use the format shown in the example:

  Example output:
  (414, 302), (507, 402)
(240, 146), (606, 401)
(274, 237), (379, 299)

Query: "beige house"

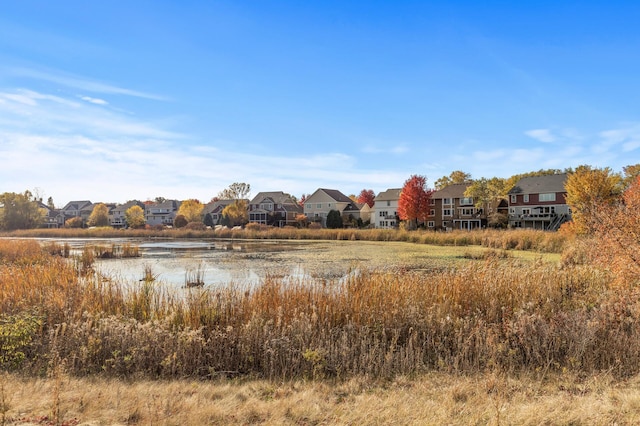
(303, 188), (361, 227)
(374, 188), (401, 228)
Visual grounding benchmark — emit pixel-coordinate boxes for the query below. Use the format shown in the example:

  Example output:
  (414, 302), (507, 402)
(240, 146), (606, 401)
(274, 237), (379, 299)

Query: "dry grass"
(3, 227), (569, 252)
(3, 233), (640, 423)
(2, 238), (638, 382)
(2, 371), (640, 425)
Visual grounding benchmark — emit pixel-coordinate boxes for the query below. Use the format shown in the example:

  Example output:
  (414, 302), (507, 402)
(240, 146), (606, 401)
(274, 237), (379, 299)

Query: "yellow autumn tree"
(565, 165), (623, 234)
(124, 205), (145, 229)
(87, 203), (110, 227)
(221, 200), (248, 227)
(177, 199), (204, 223)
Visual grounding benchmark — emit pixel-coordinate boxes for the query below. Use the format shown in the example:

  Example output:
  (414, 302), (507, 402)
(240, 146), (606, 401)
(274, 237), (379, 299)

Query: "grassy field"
(2, 371), (639, 425)
(2, 229), (640, 424)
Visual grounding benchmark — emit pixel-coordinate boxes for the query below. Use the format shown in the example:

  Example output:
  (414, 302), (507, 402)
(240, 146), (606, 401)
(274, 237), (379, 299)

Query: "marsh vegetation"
(0, 227), (637, 424)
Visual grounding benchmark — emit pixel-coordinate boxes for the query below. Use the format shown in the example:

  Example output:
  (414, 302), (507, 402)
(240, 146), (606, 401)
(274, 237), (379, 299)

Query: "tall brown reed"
(4, 238), (638, 381)
(3, 227), (568, 253)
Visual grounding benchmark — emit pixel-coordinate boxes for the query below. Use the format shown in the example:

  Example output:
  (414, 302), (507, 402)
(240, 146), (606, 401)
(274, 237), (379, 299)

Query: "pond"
(33, 237), (499, 289)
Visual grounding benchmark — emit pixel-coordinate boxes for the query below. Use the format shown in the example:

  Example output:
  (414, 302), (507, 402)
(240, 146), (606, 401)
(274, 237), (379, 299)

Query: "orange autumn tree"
(398, 174), (433, 230)
(357, 189), (376, 208)
(588, 174), (640, 286)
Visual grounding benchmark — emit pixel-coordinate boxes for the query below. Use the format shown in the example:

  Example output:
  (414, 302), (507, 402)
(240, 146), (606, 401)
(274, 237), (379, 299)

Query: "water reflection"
(90, 239), (317, 288)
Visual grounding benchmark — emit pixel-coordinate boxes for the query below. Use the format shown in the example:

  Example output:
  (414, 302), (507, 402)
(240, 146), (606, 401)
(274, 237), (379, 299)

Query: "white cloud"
(0, 88), (406, 205)
(361, 143), (409, 155)
(6, 66), (166, 100)
(524, 129), (556, 143)
(80, 96), (108, 105)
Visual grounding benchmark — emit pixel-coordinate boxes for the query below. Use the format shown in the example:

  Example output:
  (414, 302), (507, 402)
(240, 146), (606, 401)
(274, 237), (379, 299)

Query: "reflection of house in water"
(507, 173), (571, 231)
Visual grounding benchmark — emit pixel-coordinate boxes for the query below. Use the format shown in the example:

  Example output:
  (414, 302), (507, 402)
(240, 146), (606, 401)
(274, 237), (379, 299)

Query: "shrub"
(174, 215), (188, 228)
(184, 222), (206, 231)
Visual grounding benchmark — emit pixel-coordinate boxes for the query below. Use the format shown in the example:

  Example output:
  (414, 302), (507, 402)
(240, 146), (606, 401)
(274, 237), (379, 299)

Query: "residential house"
(110, 200), (145, 228)
(60, 200), (93, 226)
(507, 173), (571, 230)
(303, 188), (361, 227)
(374, 188), (402, 229)
(428, 184), (490, 231)
(248, 192), (302, 227)
(38, 202), (65, 228)
(359, 203), (373, 225)
(145, 199), (180, 227)
(202, 199), (245, 226)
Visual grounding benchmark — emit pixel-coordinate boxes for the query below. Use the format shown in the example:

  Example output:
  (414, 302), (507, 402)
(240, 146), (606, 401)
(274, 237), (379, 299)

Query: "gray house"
(507, 173), (571, 230)
(145, 200), (180, 227)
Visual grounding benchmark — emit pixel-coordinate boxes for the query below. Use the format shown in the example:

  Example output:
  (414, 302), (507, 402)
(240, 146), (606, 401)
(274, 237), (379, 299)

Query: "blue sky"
(1, 1), (639, 205)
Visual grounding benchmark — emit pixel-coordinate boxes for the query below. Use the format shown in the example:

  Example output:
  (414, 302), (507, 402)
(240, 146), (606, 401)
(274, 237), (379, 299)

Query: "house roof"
(202, 199), (247, 215)
(317, 188), (353, 203)
(114, 200), (144, 211)
(145, 200), (179, 210)
(343, 203), (361, 212)
(432, 183), (471, 199)
(61, 200), (92, 211)
(250, 191), (297, 206)
(508, 173), (568, 195)
(375, 188), (402, 202)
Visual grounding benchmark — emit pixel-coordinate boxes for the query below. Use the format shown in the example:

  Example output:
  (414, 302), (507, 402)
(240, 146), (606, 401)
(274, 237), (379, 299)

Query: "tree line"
(2, 165), (639, 231)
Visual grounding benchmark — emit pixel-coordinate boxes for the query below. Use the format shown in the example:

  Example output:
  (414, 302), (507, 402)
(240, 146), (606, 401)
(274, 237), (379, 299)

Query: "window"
(429, 209), (435, 216)
(443, 198), (452, 205)
(523, 194), (529, 203)
(427, 221), (435, 228)
(379, 211), (387, 217)
(316, 203), (322, 209)
(539, 193), (556, 202)
(461, 208), (474, 216)
(386, 201), (391, 206)
(509, 208), (516, 214)
(443, 209), (452, 216)
(430, 199), (435, 205)
(510, 195), (517, 203)
(460, 197), (473, 205)
(522, 208), (530, 215)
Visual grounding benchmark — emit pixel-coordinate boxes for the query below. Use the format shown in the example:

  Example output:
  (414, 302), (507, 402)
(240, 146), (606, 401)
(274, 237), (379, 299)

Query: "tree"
(87, 203), (110, 227)
(585, 175), (640, 286)
(398, 175), (433, 230)
(295, 213), (308, 228)
(0, 191), (44, 230)
(565, 165), (623, 234)
(623, 164), (640, 189)
(464, 177), (508, 209)
(357, 189), (376, 208)
(124, 205), (145, 229)
(174, 214), (188, 228)
(218, 182), (251, 200)
(326, 210), (343, 229)
(65, 216), (83, 228)
(299, 194), (310, 205)
(434, 171), (472, 190)
(47, 196), (55, 210)
(221, 200), (249, 227)
(177, 199), (204, 223)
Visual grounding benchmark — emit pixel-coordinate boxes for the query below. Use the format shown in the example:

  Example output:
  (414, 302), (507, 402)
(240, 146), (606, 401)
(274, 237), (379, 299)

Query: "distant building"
(507, 174), (571, 230)
(248, 192), (302, 227)
(373, 188), (401, 229)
